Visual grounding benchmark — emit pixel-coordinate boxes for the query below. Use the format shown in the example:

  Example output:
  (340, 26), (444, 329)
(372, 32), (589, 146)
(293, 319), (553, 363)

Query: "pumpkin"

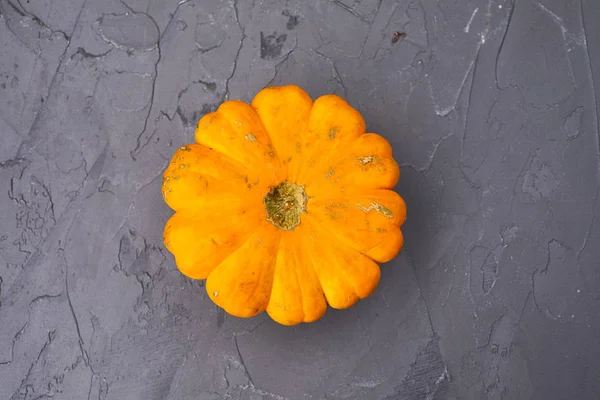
(162, 85), (406, 326)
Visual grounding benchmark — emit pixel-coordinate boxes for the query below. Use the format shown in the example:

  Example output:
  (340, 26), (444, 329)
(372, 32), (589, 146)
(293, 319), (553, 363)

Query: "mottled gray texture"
(0, 0), (599, 398)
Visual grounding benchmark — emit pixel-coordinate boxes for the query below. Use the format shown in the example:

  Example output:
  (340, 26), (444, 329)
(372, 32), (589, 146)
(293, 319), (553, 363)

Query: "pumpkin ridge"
(165, 208), (263, 279)
(162, 144), (266, 212)
(303, 219), (360, 304)
(236, 230), (282, 315)
(193, 144), (253, 174)
(195, 108), (284, 178)
(305, 213), (392, 274)
(207, 222), (278, 276)
(296, 252), (325, 323)
(290, 244), (306, 322)
(324, 237), (381, 301)
(360, 237), (391, 259)
(296, 129), (357, 184)
(304, 156), (400, 194)
(166, 144), (250, 175)
(299, 132), (395, 185)
(266, 226), (328, 325)
(267, 235), (307, 324)
(299, 135), (344, 181)
(295, 226), (328, 320)
(310, 189), (406, 225)
(250, 85), (313, 180)
(305, 192), (404, 262)
(294, 94), (366, 182)
(206, 224), (281, 316)
(217, 100), (286, 165)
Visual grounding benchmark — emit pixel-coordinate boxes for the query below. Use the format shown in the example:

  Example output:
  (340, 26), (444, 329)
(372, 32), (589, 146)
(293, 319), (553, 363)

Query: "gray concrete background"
(1, 0), (599, 399)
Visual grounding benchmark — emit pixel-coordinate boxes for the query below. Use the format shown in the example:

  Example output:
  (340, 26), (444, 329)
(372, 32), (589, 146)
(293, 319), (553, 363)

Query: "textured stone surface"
(1, 0), (599, 398)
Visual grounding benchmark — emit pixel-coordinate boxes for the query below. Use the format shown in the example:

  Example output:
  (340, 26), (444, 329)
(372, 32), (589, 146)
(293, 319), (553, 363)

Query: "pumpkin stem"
(264, 180), (308, 230)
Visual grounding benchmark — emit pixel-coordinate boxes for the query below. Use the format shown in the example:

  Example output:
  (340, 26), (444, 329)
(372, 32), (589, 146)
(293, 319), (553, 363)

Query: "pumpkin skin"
(162, 85), (406, 326)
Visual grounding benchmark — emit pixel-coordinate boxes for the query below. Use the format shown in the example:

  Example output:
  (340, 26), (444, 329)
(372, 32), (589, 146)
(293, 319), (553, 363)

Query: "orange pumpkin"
(162, 85), (406, 325)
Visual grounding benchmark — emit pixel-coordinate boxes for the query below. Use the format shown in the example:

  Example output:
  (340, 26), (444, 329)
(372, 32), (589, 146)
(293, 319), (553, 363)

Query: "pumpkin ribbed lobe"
(264, 180), (308, 230)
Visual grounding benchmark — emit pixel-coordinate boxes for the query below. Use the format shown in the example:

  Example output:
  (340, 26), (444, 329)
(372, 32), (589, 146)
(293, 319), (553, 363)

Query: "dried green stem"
(264, 180), (308, 230)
